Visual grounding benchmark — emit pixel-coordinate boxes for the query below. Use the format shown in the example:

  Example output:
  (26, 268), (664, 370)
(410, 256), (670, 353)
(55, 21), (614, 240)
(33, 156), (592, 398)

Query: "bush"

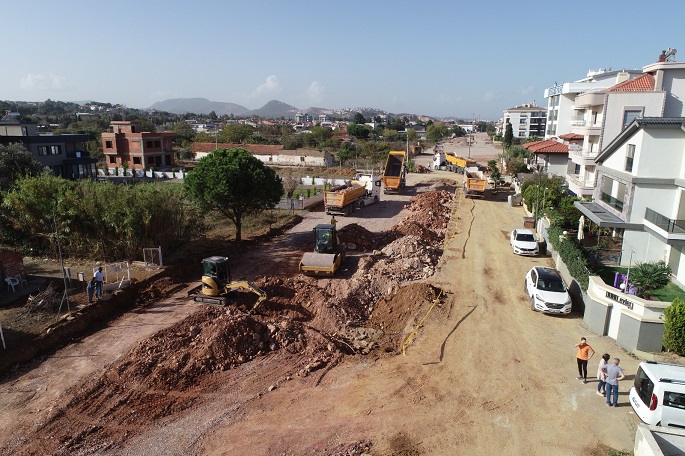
(664, 298), (685, 355)
(548, 223), (590, 291)
(629, 261), (671, 299)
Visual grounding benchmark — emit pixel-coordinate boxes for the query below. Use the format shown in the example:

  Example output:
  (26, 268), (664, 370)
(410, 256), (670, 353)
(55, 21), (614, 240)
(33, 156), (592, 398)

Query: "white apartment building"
(544, 68), (642, 141)
(501, 104), (546, 139)
(576, 117), (685, 286)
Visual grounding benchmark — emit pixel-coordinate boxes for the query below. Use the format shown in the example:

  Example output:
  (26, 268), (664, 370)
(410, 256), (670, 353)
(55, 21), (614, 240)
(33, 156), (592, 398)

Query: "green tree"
(282, 134), (304, 149)
(407, 128), (418, 143)
(663, 298), (685, 355)
(184, 148), (283, 241)
(503, 123), (514, 149)
(173, 122), (196, 147)
(352, 112), (365, 124)
(629, 261), (672, 299)
(220, 124), (255, 143)
(347, 124), (371, 139)
(426, 123), (448, 142)
(0, 143), (44, 192)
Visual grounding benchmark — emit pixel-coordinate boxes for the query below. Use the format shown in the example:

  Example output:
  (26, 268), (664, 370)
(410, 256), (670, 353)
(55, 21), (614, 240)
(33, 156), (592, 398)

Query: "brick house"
(0, 249), (25, 285)
(101, 121), (176, 171)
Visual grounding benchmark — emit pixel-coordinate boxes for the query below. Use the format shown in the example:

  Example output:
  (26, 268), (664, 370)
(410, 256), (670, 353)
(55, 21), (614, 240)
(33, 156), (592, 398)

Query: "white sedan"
(510, 228), (539, 256)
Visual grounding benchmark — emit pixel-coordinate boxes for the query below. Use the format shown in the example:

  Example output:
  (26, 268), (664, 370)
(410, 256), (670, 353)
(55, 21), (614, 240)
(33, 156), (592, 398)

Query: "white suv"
(510, 228), (539, 256)
(524, 266), (572, 314)
(630, 361), (685, 428)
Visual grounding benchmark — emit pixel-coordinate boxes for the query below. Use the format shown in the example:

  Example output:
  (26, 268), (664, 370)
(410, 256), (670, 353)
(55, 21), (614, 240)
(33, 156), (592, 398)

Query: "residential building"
(0, 111), (97, 179)
(295, 113), (312, 123)
(521, 139), (569, 177)
(101, 121), (176, 171)
(191, 142), (334, 167)
(544, 68), (642, 140)
(502, 104), (547, 139)
(575, 117), (685, 285)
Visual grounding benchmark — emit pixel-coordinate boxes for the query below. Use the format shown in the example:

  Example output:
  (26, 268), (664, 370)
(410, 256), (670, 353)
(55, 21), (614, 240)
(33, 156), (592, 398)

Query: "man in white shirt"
(94, 267), (104, 299)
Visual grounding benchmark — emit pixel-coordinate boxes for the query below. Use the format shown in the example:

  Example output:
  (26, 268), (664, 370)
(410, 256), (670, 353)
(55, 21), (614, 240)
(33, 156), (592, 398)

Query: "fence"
(143, 247), (163, 268)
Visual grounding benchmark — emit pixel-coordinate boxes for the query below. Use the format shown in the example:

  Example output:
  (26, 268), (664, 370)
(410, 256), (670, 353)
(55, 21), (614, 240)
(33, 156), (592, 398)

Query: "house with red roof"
(191, 143), (334, 167)
(521, 139), (569, 176)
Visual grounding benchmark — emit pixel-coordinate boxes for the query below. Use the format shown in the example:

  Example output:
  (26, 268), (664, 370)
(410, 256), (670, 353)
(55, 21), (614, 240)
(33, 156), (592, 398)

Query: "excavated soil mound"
(392, 189), (453, 239)
(337, 223), (400, 251)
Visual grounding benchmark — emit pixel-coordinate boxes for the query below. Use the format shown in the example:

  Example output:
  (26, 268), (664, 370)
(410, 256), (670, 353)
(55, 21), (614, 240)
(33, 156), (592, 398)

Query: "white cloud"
(254, 75), (281, 96)
(519, 86), (534, 96)
(483, 91), (495, 102)
(20, 74), (66, 91)
(304, 81), (324, 104)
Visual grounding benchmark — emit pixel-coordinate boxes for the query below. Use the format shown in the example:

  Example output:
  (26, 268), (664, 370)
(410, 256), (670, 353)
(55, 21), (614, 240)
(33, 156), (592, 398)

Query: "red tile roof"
(559, 133), (584, 140)
(191, 142), (283, 154)
(606, 73), (655, 92)
(522, 140), (568, 154)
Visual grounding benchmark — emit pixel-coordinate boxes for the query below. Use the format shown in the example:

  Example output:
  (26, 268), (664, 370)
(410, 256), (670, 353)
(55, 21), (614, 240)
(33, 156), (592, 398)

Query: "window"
(633, 366), (655, 406)
(133, 157), (141, 165)
(146, 141), (153, 148)
(625, 144), (635, 172)
(300, 156), (305, 162)
(105, 140), (113, 149)
(623, 110), (641, 129)
(38, 146), (48, 156)
(50, 145), (61, 155)
(574, 164), (581, 174)
(109, 156), (116, 164)
(154, 140), (161, 148)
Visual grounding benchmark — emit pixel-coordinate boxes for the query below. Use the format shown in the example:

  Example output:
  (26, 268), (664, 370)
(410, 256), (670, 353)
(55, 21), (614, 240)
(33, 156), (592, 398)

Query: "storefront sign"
(605, 290), (635, 310)
(547, 84), (564, 96)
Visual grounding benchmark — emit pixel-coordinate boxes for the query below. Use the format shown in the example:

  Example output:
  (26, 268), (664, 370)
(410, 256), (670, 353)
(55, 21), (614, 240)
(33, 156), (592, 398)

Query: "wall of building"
(0, 250), (25, 281)
(600, 92), (665, 150)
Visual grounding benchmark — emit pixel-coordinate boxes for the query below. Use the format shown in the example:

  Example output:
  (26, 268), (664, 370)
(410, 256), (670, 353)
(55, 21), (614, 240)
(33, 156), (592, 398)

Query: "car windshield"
(516, 233), (536, 242)
(538, 278), (566, 292)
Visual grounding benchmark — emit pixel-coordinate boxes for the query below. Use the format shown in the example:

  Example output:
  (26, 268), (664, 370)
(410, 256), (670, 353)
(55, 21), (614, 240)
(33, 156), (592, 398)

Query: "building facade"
(0, 111), (97, 179)
(101, 121), (176, 171)
(502, 104), (547, 139)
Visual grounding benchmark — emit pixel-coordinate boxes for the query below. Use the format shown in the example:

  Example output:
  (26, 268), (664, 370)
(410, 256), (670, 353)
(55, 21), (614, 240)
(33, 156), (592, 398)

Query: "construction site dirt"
(0, 148), (645, 455)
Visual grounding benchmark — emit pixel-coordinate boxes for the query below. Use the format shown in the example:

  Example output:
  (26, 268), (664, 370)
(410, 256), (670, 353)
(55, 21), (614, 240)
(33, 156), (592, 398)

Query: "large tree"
(184, 148), (283, 241)
(503, 123), (514, 149)
(0, 143), (44, 192)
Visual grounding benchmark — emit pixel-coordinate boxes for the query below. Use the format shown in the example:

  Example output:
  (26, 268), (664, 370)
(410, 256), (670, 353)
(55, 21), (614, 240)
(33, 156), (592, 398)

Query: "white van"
(629, 361), (685, 428)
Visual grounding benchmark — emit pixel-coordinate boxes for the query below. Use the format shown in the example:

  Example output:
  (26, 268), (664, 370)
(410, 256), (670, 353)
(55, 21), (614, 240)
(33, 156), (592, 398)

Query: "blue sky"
(2, 1), (684, 120)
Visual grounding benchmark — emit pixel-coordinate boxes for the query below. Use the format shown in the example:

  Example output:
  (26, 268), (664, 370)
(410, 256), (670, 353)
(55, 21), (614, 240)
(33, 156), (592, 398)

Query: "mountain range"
(148, 98), (397, 120)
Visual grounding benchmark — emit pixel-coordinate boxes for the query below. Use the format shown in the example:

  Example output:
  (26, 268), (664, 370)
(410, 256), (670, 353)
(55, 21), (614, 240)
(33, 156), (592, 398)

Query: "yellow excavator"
(299, 223), (346, 276)
(189, 256), (267, 313)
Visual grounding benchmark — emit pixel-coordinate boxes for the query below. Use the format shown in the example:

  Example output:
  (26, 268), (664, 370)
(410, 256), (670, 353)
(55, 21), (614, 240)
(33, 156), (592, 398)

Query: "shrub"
(548, 223), (590, 291)
(664, 298), (685, 355)
(630, 261), (671, 299)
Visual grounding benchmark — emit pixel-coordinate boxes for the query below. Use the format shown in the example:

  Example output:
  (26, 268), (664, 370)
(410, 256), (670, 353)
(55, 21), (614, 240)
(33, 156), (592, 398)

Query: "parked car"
(524, 266), (572, 314)
(510, 228), (539, 256)
(630, 361), (685, 427)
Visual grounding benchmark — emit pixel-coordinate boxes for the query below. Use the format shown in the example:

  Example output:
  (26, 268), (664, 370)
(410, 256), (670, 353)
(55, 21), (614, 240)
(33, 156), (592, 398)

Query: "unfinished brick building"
(101, 121), (176, 171)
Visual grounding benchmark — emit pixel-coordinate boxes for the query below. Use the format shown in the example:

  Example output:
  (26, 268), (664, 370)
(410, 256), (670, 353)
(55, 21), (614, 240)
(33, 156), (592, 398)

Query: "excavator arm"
(224, 281), (268, 314)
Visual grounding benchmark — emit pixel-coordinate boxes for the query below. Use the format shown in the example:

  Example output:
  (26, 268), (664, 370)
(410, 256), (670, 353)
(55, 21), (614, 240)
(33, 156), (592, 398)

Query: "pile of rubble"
(392, 190), (453, 239)
(337, 223), (399, 251)
(414, 165), (432, 173)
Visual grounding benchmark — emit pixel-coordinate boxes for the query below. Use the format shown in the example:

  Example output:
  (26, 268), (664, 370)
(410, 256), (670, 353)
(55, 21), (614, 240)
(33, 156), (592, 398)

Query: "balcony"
(568, 148), (598, 164)
(644, 207), (685, 241)
(575, 91), (605, 108)
(600, 192), (623, 212)
(566, 174), (594, 197)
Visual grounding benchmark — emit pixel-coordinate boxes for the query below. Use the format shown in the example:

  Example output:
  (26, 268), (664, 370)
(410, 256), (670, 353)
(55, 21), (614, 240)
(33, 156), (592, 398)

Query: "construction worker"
(330, 215), (337, 227)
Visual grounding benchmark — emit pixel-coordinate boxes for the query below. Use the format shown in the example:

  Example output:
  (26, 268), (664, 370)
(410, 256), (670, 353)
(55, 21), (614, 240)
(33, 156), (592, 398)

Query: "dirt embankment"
(3, 183), (455, 455)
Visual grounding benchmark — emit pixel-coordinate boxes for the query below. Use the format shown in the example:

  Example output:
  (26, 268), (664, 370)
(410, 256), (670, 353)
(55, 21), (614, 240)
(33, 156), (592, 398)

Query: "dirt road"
(0, 151), (642, 455)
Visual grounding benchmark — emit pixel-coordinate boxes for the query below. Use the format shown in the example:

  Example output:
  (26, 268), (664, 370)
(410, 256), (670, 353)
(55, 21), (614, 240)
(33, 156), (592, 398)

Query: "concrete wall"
(635, 423), (685, 456)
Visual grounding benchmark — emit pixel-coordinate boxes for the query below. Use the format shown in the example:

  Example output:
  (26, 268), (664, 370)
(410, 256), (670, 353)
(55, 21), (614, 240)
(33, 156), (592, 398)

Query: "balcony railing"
(645, 207), (685, 234)
(567, 174), (594, 188)
(600, 192), (623, 212)
(569, 149), (598, 158)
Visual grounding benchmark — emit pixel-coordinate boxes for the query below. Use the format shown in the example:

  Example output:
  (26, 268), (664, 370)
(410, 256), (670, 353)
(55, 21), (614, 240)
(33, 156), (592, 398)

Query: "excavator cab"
(201, 256), (231, 295)
(191, 256), (267, 313)
(299, 224), (346, 276)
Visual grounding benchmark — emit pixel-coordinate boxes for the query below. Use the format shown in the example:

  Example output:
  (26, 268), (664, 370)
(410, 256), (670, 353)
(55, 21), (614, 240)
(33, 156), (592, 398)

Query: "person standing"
(575, 337), (595, 383)
(86, 276), (97, 303)
(596, 353), (611, 396)
(94, 267), (104, 299)
(603, 358), (626, 407)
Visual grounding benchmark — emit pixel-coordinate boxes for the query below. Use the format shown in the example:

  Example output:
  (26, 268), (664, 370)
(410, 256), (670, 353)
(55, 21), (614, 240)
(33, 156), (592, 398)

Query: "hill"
(148, 98), (250, 116)
(249, 100), (299, 119)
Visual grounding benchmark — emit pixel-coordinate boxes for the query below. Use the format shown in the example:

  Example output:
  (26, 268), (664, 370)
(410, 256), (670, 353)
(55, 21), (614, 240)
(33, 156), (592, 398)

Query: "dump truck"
(464, 167), (487, 198)
(432, 151), (476, 172)
(382, 150), (406, 194)
(324, 172), (381, 216)
(299, 224), (345, 276)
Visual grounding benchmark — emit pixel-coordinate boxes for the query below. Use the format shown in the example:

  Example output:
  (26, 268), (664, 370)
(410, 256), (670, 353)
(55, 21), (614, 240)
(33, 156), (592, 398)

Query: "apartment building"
(501, 104), (546, 139)
(544, 68), (642, 141)
(0, 111), (97, 179)
(575, 117), (685, 285)
(101, 121), (176, 171)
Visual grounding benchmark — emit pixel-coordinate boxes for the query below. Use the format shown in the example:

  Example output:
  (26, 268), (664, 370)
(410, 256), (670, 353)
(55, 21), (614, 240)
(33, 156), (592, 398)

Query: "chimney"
(615, 71), (630, 84)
